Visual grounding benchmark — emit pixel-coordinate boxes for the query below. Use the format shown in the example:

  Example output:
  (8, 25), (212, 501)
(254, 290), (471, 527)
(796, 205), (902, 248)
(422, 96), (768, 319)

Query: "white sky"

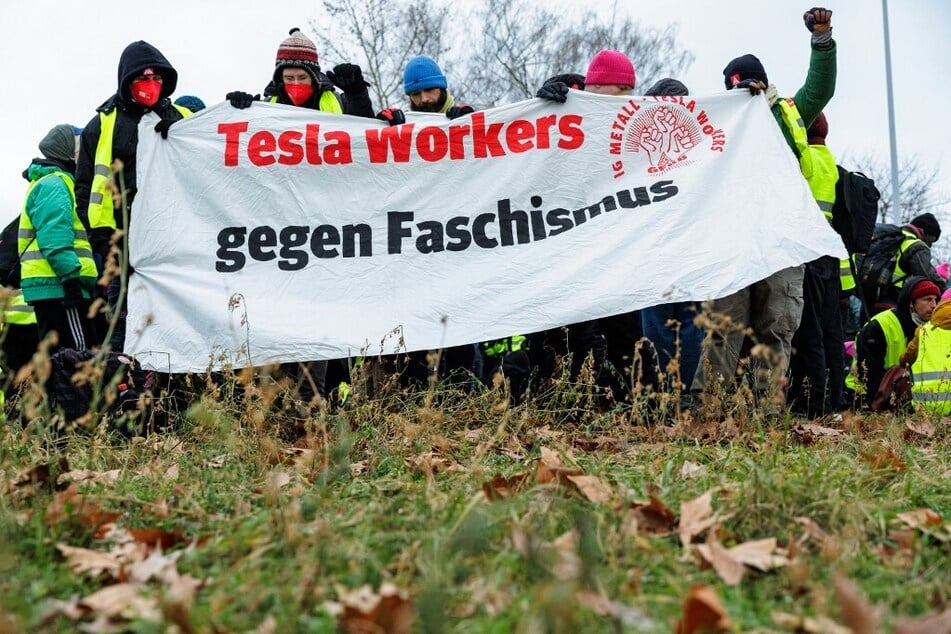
(0, 0), (947, 220)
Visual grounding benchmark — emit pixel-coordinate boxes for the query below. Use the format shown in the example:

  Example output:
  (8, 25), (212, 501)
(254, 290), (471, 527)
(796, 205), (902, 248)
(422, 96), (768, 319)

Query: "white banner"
(128, 92), (845, 372)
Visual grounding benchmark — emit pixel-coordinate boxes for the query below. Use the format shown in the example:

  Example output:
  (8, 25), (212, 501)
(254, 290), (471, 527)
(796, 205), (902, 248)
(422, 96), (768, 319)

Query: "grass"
(1, 366), (950, 633)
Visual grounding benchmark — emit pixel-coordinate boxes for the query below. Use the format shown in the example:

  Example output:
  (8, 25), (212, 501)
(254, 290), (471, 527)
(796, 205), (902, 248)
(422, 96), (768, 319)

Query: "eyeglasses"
(133, 74), (163, 82)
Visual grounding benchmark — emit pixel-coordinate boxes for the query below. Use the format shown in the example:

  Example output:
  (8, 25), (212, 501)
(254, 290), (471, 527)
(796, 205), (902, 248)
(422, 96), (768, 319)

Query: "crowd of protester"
(4, 6), (951, 423)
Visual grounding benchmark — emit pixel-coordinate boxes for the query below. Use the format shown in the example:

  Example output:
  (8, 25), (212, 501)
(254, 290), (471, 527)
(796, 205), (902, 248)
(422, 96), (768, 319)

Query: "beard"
(410, 89), (448, 113)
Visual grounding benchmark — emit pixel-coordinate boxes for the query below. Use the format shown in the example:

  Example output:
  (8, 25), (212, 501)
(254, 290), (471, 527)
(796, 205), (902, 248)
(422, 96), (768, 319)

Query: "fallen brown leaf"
(862, 447), (907, 472)
(727, 538), (790, 572)
(550, 530), (582, 581)
(482, 472), (531, 501)
(694, 536), (790, 586)
(56, 544), (123, 578)
(46, 484), (120, 532)
(903, 419), (935, 439)
(896, 508), (944, 530)
(676, 584), (731, 633)
(59, 469), (122, 487)
(833, 575), (880, 634)
(679, 490), (716, 548)
(127, 527), (189, 552)
(566, 475), (614, 504)
(7, 456), (70, 497)
(680, 461), (706, 479)
(629, 495), (677, 535)
(338, 582), (413, 634)
(771, 611), (852, 633)
(405, 451), (466, 477)
(572, 436), (626, 453)
(694, 540), (744, 586)
(575, 589), (655, 630)
(78, 582), (161, 622)
(894, 607), (951, 634)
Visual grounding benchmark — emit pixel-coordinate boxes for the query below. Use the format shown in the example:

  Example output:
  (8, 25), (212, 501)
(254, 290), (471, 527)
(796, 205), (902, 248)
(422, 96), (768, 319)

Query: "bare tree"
(461, 0), (694, 106)
(309, 0), (452, 109)
(310, 0), (692, 111)
(848, 154), (947, 224)
(847, 153), (951, 261)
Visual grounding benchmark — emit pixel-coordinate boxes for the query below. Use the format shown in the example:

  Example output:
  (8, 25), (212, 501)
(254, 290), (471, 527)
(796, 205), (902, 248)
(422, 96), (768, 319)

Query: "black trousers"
(789, 258), (843, 416)
(31, 298), (98, 352)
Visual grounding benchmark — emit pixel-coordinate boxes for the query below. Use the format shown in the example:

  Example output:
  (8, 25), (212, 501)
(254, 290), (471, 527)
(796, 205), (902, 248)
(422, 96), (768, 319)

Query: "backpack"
(0, 216), (22, 287)
(48, 348), (151, 434)
(830, 167), (880, 254)
(855, 223), (905, 309)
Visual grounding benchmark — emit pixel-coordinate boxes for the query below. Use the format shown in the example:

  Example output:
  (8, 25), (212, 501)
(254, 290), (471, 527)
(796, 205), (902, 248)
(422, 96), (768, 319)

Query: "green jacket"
(20, 163), (97, 302)
(773, 41), (837, 154)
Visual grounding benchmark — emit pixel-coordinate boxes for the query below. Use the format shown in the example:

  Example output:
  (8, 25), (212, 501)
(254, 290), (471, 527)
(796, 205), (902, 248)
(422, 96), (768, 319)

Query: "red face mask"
(284, 83), (314, 106)
(131, 78), (162, 107)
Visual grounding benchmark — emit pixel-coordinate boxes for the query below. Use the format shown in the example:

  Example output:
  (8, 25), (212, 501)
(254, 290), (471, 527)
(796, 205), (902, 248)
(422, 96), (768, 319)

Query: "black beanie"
(644, 78), (689, 97)
(911, 213), (941, 241)
(723, 54), (768, 89)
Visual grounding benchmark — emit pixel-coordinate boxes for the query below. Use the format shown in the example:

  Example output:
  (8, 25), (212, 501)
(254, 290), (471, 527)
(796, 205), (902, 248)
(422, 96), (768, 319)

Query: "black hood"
(117, 41), (178, 102)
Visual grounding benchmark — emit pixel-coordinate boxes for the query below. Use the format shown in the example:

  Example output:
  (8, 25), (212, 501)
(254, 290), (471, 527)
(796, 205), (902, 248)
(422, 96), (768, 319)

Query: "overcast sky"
(0, 0), (947, 221)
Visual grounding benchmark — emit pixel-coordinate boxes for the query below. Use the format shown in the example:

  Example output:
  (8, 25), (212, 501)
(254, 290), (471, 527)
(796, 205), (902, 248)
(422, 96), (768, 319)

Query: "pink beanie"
(936, 262), (950, 281)
(942, 288), (951, 302)
(585, 50), (636, 88)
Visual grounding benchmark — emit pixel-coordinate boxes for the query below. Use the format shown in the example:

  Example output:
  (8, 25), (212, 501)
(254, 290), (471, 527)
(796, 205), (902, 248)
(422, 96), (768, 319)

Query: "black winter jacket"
(75, 41), (185, 258)
(855, 275), (925, 405)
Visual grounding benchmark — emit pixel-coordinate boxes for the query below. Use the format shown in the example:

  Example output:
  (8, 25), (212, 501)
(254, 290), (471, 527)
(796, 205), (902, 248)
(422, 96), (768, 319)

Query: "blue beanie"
(403, 56), (447, 94)
(174, 95), (206, 113)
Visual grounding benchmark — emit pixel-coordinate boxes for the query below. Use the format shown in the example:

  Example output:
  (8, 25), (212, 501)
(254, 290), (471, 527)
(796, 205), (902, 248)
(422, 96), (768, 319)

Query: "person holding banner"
(533, 50), (662, 409)
(375, 55), (475, 125)
(75, 41), (191, 351)
(227, 28), (374, 119)
(690, 7), (837, 410)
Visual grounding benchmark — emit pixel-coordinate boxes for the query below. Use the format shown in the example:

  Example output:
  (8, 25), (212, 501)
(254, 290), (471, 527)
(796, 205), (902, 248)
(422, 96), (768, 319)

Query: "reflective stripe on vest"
(481, 335), (526, 357)
(910, 323), (951, 414)
(18, 172), (98, 285)
(269, 90), (343, 114)
(2, 288), (36, 326)
(892, 229), (924, 288)
(87, 104), (192, 230)
(777, 98), (813, 179)
(805, 143), (838, 222)
(845, 309), (906, 392)
(840, 258), (856, 291)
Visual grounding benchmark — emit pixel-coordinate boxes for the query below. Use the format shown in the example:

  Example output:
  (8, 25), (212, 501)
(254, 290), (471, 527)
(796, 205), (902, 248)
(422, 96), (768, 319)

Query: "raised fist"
(804, 7), (832, 33)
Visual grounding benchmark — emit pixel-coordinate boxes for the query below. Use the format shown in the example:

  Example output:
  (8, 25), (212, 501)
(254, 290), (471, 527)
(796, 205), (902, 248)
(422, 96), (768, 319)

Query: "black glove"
(227, 91), (259, 109)
(446, 105), (474, 120)
(733, 78), (765, 94)
(536, 81), (569, 103)
(376, 107), (406, 126)
(61, 277), (84, 309)
(154, 118), (173, 139)
(326, 63), (370, 95)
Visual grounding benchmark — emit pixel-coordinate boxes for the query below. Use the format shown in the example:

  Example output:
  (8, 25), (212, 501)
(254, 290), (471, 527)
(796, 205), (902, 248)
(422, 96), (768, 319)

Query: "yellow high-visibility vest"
(892, 229), (926, 289)
(18, 172), (97, 286)
(480, 336), (527, 357)
(1, 288), (36, 326)
(777, 98), (814, 179)
(845, 309), (905, 393)
(86, 104), (192, 231)
(910, 322), (951, 415)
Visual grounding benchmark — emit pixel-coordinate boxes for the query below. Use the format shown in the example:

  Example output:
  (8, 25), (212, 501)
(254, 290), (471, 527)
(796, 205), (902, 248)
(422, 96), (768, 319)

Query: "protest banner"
(128, 92), (844, 372)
